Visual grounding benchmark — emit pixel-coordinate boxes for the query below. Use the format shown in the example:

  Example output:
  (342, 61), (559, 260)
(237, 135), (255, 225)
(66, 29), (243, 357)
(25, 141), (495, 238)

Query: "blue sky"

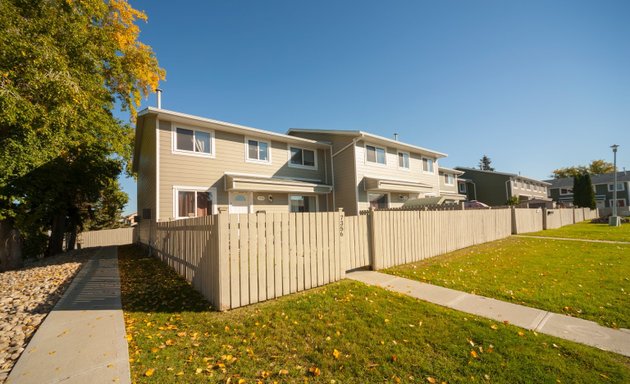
(118, 0), (630, 214)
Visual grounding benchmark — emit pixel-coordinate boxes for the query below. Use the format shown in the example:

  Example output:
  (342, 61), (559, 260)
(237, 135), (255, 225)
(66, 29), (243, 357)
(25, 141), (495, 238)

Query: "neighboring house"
(438, 167), (467, 203)
(455, 167), (551, 207)
(287, 129), (447, 215)
(122, 212), (138, 227)
(546, 172), (630, 209)
(132, 108), (334, 222)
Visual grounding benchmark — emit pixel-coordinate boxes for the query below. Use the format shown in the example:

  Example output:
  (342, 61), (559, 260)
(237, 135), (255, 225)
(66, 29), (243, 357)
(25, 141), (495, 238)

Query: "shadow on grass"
(117, 244), (214, 314)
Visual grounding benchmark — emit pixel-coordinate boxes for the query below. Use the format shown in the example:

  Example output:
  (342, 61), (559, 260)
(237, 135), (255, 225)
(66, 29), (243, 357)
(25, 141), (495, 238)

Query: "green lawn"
(119, 245), (630, 383)
(528, 221), (630, 242)
(385, 237), (630, 329)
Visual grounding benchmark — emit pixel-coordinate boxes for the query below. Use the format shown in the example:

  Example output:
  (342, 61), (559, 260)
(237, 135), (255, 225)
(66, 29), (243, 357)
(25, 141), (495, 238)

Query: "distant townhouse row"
(132, 108), (468, 222)
(546, 172), (630, 209)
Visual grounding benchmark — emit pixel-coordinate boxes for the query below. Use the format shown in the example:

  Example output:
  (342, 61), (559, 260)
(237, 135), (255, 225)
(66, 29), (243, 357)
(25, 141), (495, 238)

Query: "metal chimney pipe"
(156, 88), (163, 109)
(394, 133), (399, 141)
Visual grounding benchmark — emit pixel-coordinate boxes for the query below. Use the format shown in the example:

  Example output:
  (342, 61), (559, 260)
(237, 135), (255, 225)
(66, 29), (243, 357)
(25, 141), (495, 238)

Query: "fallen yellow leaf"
(144, 368), (155, 377)
(427, 377), (437, 383)
(278, 369), (289, 375)
(470, 350), (478, 358)
(308, 366), (321, 376)
(332, 349), (341, 359)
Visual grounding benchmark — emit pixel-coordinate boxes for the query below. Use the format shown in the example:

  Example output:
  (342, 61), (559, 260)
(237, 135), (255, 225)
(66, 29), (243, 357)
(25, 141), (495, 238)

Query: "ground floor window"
(175, 188), (215, 218)
(368, 192), (389, 209)
(290, 195), (316, 213)
(609, 199), (626, 208)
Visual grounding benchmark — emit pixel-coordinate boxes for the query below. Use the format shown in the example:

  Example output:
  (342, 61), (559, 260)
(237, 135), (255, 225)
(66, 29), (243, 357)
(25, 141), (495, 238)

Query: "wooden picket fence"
(137, 206), (599, 311)
(78, 227), (136, 248)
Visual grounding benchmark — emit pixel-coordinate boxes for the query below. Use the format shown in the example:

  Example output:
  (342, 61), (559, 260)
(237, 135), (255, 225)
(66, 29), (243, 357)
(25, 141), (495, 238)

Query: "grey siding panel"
(332, 144), (358, 216)
(137, 116), (156, 222)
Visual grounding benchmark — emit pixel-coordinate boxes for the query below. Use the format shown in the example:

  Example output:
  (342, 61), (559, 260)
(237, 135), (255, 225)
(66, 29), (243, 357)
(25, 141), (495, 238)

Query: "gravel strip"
(0, 250), (92, 383)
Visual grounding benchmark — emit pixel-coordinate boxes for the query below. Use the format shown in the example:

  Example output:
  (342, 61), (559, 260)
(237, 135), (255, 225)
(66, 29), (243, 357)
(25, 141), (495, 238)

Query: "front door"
(229, 192), (251, 214)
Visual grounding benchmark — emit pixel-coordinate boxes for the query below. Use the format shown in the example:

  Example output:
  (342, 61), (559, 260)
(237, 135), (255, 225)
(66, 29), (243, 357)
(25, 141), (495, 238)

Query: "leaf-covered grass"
(528, 221), (630, 242)
(386, 237), (630, 329)
(119, 245), (630, 383)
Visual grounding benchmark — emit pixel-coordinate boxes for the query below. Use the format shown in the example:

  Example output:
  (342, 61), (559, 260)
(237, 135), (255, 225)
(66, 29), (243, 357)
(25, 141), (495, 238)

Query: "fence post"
(215, 211), (231, 311)
(572, 208), (576, 224)
(510, 206), (517, 234)
(542, 207), (548, 230)
(367, 207), (382, 270)
(337, 208), (346, 277)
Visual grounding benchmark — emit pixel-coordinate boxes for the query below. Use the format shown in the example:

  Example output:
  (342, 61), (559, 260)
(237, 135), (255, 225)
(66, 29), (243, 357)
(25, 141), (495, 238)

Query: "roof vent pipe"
(394, 133), (399, 141)
(156, 88), (162, 109)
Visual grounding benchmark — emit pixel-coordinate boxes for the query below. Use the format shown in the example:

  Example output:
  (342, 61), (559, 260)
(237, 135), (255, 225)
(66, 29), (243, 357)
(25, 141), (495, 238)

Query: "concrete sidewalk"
(348, 270), (630, 357)
(515, 234), (630, 244)
(7, 247), (130, 384)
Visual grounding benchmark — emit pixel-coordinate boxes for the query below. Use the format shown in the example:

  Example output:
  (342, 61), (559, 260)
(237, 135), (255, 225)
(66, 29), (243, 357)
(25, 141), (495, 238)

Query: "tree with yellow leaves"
(0, 0), (165, 256)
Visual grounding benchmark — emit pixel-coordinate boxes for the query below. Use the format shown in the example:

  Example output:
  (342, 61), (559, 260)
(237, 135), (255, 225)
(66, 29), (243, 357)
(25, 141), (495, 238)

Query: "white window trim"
(444, 173), (455, 186)
(458, 182), (466, 193)
(421, 157), (435, 174)
(608, 183), (626, 192)
(245, 137), (272, 164)
(397, 151), (410, 170)
(287, 145), (318, 170)
(364, 142), (387, 167)
(172, 186), (218, 219)
(288, 194), (319, 213)
(171, 124), (215, 158)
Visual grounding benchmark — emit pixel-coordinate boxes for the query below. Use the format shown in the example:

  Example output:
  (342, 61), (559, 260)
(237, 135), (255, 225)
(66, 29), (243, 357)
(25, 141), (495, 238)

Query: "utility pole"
(610, 144), (620, 226)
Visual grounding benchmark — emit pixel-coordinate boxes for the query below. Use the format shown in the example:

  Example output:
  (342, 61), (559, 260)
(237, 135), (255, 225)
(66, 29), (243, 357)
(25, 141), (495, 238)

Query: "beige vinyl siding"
(287, 132), (356, 154)
(331, 141), (358, 216)
(439, 172), (458, 194)
(158, 120), (329, 220)
(136, 115), (157, 222)
(355, 140), (440, 212)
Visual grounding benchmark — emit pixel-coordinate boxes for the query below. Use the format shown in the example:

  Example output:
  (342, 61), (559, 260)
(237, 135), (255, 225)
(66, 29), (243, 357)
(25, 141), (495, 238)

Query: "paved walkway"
(515, 234), (630, 244)
(347, 271), (630, 357)
(7, 247), (130, 384)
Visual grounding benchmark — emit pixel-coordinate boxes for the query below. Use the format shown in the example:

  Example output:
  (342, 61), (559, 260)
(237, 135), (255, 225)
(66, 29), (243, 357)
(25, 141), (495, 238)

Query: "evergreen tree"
(478, 155), (495, 171)
(572, 173), (596, 209)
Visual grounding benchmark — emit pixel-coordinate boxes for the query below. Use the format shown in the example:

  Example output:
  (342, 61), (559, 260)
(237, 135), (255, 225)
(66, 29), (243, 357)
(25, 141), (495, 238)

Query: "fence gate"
(344, 215), (371, 270)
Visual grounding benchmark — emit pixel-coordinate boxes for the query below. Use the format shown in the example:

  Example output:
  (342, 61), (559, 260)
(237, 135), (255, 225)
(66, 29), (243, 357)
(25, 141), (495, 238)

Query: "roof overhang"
(440, 192), (467, 201)
(138, 107), (330, 149)
(225, 174), (332, 194)
(364, 177), (433, 193)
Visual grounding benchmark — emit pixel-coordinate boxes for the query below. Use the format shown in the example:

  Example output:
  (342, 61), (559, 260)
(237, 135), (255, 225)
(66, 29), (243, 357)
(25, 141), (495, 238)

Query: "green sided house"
(132, 108), (334, 225)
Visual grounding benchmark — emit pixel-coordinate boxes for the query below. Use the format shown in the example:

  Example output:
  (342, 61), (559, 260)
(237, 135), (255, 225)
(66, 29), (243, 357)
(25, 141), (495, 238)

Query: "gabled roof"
(455, 167), (551, 186)
(287, 128), (447, 158)
(545, 171), (630, 189)
(132, 108), (330, 172)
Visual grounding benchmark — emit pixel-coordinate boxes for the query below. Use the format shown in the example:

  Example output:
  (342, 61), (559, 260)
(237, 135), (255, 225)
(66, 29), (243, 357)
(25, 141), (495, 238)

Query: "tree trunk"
(47, 214), (66, 256)
(66, 230), (77, 251)
(0, 220), (23, 271)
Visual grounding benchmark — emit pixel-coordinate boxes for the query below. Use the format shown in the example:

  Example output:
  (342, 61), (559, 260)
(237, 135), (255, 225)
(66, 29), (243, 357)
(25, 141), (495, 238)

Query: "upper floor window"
(422, 157), (434, 173)
(366, 144), (386, 165)
(560, 187), (573, 195)
(458, 182), (466, 193)
(289, 147), (316, 169)
(174, 126), (214, 156)
(608, 182), (625, 192)
(246, 138), (270, 163)
(398, 151), (410, 169)
(444, 174), (454, 185)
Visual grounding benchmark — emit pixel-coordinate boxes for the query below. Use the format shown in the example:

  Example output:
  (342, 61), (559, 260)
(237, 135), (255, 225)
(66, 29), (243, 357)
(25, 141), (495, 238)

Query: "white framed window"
(245, 138), (271, 164)
(444, 174), (454, 185)
(173, 186), (217, 219)
(365, 144), (386, 165)
(608, 183), (625, 192)
(422, 157), (434, 174)
(289, 195), (318, 213)
(397, 151), (410, 169)
(288, 146), (317, 169)
(172, 125), (215, 157)
(458, 183), (466, 193)
(560, 188), (573, 195)
(609, 199), (626, 208)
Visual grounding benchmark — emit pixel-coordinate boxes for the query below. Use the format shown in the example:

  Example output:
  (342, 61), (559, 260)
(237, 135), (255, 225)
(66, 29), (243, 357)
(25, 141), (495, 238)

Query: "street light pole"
(610, 144), (620, 226)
